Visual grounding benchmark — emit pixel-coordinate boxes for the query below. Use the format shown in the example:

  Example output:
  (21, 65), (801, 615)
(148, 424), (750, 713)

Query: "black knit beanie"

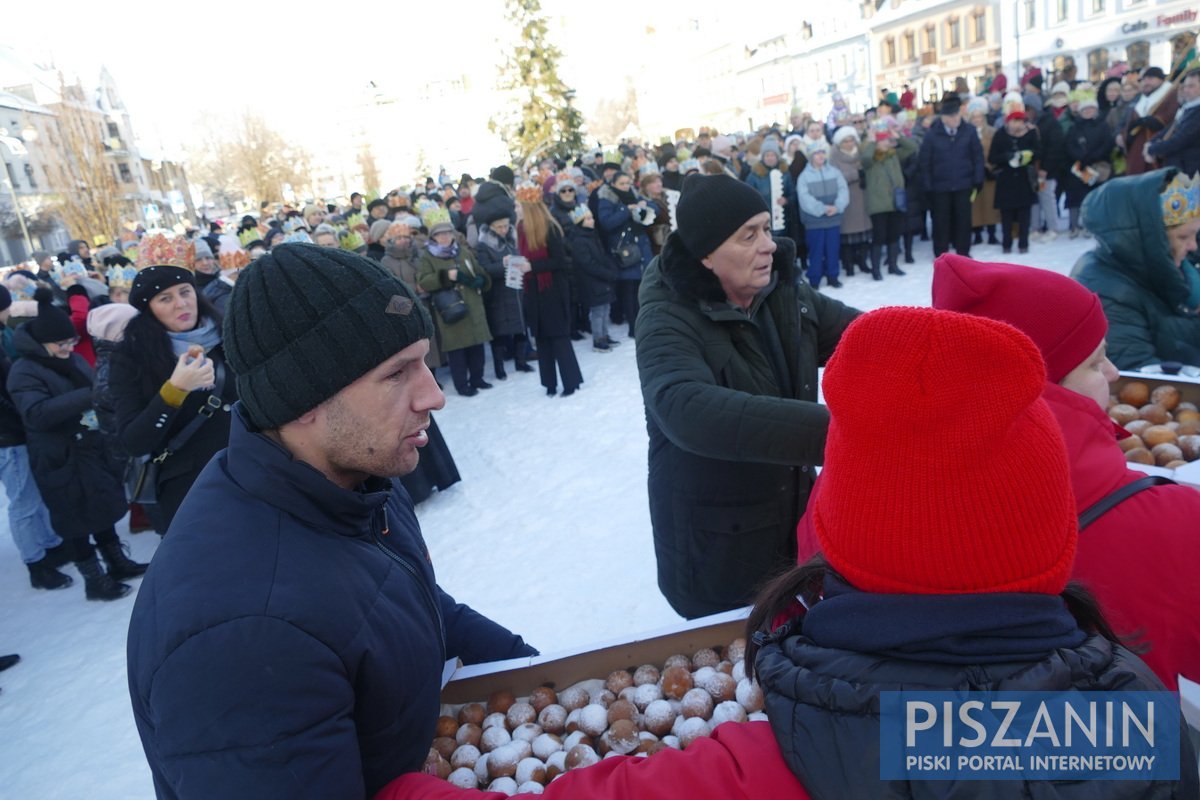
(130, 266), (196, 312)
(223, 243), (434, 431)
(676, 174), (770, 259)
(0, 284), (11, 313)
(29, 288), (76, 343)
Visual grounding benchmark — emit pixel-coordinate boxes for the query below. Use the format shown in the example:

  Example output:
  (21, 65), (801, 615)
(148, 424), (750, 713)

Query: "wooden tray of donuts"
(428, 608), (762, 794)
(1108, 372), (1200, 488)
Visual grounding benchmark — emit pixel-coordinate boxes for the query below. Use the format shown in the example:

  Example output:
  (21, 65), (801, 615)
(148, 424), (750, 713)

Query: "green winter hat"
(223, 243), (433, 430)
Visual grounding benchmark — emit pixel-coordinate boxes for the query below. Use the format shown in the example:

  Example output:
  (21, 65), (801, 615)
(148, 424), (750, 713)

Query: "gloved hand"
(469, 273), (487, 290)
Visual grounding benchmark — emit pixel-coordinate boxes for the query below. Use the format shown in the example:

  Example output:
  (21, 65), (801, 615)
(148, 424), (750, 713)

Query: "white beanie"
(831, 126), (859, 147)
(1050, 81), (1070, 97)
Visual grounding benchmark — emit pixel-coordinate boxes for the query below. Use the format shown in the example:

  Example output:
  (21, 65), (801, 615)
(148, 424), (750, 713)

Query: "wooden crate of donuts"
(1108, 374), (1200, 476)
(427, 612), (764, 794)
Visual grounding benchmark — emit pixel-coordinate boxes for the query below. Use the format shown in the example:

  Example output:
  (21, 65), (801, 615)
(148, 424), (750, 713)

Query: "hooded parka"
(1071, 169), (1200, 369)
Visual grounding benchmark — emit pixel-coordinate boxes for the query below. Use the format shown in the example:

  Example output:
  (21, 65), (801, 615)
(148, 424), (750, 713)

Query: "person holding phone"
(107, 235), (238, 531)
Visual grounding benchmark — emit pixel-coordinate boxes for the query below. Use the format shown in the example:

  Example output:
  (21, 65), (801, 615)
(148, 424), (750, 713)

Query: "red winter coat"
(373, 721), (809, 800)
(796, 381), (1200, 690)
(1043, 381), (1200, 690)
(66, 290), (96, 367)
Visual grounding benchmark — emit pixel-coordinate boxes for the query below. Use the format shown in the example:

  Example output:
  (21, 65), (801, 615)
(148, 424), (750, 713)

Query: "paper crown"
(339, 229), (366, 251)
(569, 205), (590, 224)
(107, 265), (139, 290)
(1161, 172), (1200, 228)
(414, 198), (439, 217)
(237, 227), (261, 247)
(344, 212), (369, 233)
(284, 231), (313, 244)
(515, 184), (544, 204)
(421, 207), (452, 230)
(219, 250), (251, 272)
(136, 234), (194, 271)
(387, 221), (412, 238)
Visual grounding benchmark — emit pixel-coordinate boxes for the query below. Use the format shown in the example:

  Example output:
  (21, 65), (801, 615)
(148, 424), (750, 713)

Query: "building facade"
(866, 0), (1003, 107)
(999, 0), (1196, 85)
(0, 90), (68, 264)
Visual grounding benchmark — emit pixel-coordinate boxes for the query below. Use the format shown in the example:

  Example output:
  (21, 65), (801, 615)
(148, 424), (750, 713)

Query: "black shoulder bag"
(124, 361), (227, 505)
(1078, 475), (1175, 530)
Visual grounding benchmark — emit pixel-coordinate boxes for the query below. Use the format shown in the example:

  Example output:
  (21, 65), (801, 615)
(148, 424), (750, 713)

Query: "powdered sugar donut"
(642, 699), (676, 737)
(447, 766), (477, 789)
(712, 700), (748, 728)
(736, 678), (764, 713)
(677, 716), (711, 748)
(450, 744), (481, 770)
(480, 725), (512, 753)
(537, 704), (567, 735)
(632, 682), (663, 712)
(633, 664), (660, 686)
(681, 687), (713, 719)
(532, 732), (563, 761)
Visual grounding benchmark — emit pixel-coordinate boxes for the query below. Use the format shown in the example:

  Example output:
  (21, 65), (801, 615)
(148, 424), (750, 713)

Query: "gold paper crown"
(219, 251), (251, 272)
(515, 184), (544, 204)
(136, 234), (195, 271)
(1161, 172), (1200, 228)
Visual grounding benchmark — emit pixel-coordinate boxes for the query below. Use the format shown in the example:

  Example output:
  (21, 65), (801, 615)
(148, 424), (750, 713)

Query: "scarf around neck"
(426, 238), (459, 260)
(167, 315), (221, 357)
(799, 575), (1087, 664)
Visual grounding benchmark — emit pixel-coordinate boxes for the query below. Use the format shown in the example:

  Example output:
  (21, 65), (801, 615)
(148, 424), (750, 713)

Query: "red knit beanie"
(813, 307), (1077, 595)
(930, 254), (1107, 383)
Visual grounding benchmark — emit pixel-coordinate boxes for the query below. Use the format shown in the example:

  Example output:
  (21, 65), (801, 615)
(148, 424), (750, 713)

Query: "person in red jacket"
(927, 253), (1200, 690)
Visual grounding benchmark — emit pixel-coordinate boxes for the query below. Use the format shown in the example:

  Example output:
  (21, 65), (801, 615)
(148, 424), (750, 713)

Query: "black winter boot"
(98, 540), (148, 580)
(491, 343), (507, 381)
(76, 556), (132, 601)
(44, 543), (70, 568)
(28, 557), (73, 590)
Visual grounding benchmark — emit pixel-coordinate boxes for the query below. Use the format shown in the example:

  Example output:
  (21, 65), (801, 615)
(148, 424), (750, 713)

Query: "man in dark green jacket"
(636, 174), (860, 619)
(1072, 168), (1200, 369)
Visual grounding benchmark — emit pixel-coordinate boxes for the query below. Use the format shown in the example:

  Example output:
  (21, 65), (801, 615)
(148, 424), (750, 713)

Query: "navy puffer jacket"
(127, 406), (535, 800)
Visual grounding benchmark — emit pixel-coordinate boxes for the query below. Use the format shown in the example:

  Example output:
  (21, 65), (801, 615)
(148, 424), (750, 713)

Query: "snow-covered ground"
(0, 233), (1110, 797)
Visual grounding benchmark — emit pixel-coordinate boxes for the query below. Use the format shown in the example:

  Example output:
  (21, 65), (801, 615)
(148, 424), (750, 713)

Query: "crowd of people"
(0, 49), (1198, 795)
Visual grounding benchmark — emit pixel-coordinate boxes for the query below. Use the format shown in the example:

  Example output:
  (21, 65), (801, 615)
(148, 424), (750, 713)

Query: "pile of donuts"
(424, 639), (766, 795)
(1107, 381), (1200, 467)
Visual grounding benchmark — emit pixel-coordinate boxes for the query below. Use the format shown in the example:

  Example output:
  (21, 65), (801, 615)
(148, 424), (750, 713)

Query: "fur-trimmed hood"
(649, 230), (796, 306)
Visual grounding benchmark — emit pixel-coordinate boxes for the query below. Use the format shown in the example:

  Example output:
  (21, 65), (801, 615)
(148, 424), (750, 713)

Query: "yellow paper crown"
(421, 207), (452, 230)
(1161, 172), (1200, 228)
(136, 234), (195, 271)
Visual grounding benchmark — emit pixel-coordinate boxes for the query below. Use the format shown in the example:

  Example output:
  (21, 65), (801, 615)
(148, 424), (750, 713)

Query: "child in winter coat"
(744, 138), (793, 240)
(795, 140), (849, 289)
(564, 206), (621, 352)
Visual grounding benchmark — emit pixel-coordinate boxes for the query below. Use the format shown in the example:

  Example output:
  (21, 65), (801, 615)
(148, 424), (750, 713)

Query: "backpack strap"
(1078, 475), (1176, 531)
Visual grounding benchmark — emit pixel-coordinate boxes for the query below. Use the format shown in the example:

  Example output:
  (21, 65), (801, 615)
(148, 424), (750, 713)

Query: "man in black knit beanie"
(634, 174), (862, 619)
(128, 243), (536, 799)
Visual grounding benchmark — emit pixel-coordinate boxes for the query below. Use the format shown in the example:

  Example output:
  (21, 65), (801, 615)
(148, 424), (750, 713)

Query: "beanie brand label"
(385, 295), (415, 316)
(879, 691), (1179, 780)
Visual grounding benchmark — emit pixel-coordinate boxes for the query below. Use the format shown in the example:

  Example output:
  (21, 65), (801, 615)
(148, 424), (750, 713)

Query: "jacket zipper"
(372, 507), (447, 661)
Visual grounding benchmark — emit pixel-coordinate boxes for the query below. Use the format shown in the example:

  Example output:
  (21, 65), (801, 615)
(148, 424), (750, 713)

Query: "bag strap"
(153, 360), (227, 465)
(1078, 475), (1175, 531)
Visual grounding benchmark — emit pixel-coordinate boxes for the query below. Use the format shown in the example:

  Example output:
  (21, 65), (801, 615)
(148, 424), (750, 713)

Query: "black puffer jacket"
(0, 326), (26, 448)
(6, 325), (126, 538)
(565, 224), (617, 308)
(635, 234), (859, 618)
(756, 624), (1198, 799)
